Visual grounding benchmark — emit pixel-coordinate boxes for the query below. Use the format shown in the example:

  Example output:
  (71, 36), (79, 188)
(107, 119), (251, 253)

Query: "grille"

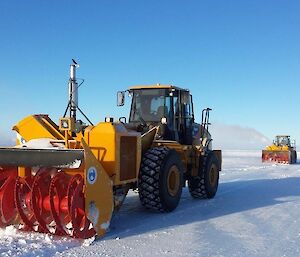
(120, 136), (137, 181)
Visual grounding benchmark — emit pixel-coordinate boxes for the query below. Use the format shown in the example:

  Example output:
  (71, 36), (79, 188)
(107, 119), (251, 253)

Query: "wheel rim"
(209, 164), (218, 187)
(167, 165), (180, 197)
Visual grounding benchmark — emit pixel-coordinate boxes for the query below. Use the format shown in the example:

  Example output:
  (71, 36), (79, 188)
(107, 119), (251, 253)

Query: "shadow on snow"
(103, 176), (300, 240)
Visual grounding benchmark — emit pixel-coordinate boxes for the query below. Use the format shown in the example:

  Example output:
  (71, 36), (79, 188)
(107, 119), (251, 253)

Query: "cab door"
(178, 91), (194, 145)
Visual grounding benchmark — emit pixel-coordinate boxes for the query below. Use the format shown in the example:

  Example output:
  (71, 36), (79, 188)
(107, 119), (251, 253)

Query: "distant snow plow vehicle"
(262, 135), (297, 164)
(0, 61), (222, 239)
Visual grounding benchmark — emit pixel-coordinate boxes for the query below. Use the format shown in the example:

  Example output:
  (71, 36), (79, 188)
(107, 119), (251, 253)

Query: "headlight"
(161, 117), (167, 124)
(62, 120), (69, 129)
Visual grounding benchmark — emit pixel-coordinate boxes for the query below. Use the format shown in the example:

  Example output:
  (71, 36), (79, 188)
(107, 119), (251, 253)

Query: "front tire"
(188, 152), (219, 199)
(138, 147), (183, 212)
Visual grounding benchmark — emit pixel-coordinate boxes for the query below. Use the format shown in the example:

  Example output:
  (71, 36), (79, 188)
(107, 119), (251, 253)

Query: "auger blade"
(0, 168), (18, 225)
(0, 139), (114, 239)
(6, 167), (97, 239)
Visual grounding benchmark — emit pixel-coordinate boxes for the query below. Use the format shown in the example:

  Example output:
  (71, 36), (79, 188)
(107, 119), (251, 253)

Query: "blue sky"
(0, 1), (300, 146)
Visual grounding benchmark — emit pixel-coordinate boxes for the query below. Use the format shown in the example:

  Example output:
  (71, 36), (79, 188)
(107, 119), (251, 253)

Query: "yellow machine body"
(83, 122), (141, 185)
(13, 115), (141, 186)
(265, 145), (289, 151)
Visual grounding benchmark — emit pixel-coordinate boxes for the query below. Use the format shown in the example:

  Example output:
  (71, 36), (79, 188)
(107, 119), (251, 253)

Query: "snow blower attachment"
(262, 135), (297, 164)
(0, 62), (222, 239)
(0, 143), (113, 239)
(0, 63), (115, 239)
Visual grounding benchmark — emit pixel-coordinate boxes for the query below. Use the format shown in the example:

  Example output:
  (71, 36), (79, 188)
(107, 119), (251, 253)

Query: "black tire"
(188, 152), (219, 199)
(291, 150), (297, 164)
(138, 147), (183, 212)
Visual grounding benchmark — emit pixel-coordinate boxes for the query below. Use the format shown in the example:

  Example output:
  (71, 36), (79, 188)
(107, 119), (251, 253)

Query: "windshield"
(129, 89), (169, 122)
(276, 136), (290, 146)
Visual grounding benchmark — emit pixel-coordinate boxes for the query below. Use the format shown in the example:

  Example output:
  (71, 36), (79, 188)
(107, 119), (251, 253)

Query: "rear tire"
(138, 147), (183, 212)
(291, 150), (297, 164)
(188, 152), (219, 199)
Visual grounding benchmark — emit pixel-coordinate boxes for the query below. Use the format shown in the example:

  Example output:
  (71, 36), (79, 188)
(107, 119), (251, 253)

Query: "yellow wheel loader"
(262, 135), (297, 164)
(0, 61), (222, 239)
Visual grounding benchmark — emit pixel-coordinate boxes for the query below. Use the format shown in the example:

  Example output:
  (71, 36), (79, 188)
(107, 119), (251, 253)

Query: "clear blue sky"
(0, 0), (300, 144)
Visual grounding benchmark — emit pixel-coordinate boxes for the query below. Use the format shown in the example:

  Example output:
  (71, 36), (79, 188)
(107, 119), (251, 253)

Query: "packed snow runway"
(1, 150), (300, 257)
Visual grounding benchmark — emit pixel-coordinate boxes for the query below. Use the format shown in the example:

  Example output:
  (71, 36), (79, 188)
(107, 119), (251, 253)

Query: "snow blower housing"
(0, 62), (222, 239)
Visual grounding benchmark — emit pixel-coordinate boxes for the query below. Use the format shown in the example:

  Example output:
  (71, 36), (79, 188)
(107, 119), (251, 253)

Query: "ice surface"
(1, 150), (300, 257)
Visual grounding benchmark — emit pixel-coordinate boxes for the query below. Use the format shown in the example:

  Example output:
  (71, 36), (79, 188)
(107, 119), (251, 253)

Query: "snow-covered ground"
(1, 150), (300, 257)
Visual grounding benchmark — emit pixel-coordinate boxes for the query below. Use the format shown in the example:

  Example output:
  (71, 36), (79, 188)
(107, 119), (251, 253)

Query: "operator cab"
(118, 85), (195, 145)
(274, 135), (292, 147)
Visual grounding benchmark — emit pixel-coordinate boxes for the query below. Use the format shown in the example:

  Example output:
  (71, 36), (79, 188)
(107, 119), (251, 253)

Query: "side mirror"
(119, 116), (127, 123)
(117, 91), (125, 106)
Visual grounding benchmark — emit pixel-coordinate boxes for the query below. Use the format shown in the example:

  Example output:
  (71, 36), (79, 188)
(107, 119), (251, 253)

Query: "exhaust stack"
(69, 61), (79, 120)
